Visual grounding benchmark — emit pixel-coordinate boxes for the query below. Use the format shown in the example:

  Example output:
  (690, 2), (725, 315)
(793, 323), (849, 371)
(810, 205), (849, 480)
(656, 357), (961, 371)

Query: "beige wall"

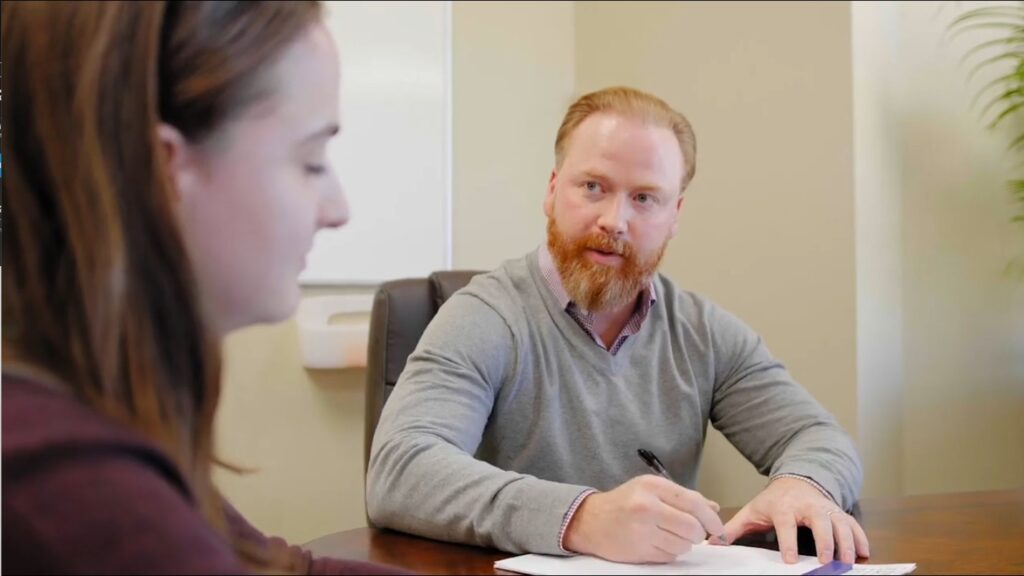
(575, 1), (858, 506)
(453, 1), (576, 269)
(214, 287), (370, 544)
(215, 0), (1024, 545)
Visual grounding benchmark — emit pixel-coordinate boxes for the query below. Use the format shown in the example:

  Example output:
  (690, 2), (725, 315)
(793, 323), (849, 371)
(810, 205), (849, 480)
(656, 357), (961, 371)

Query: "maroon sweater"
(2, 374), (408, 575)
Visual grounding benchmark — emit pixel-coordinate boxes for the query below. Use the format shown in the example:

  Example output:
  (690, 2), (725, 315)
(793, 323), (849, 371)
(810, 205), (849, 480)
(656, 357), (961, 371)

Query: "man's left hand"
(717, 477), (870, 565)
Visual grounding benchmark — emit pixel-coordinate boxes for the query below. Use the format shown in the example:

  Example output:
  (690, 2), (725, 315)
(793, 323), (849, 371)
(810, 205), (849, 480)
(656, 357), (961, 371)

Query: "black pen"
(637, 448), (672, 479)
(637, 448), (727, 545)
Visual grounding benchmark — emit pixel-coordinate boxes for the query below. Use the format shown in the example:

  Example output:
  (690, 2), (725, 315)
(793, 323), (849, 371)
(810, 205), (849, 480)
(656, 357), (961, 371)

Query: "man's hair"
(554, 86), (697, 193)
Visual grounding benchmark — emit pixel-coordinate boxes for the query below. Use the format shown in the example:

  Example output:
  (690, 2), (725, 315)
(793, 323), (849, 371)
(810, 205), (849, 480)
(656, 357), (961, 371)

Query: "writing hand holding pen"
(637, 448), (728, 545)
(561, 449), (727, 564)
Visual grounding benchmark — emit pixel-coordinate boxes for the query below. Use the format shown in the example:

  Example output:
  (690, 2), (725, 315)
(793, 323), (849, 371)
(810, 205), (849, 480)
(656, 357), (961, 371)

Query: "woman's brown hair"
(2, 0), (321, 567)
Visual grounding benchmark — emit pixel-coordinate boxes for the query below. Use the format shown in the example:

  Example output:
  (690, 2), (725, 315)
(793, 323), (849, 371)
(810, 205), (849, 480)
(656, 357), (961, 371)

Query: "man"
(366, 86), (870, 566)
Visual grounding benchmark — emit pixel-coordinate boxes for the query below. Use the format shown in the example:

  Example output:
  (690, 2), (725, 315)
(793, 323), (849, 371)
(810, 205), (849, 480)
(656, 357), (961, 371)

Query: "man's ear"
(669, 193), (686, 238)
(155, 122), (201, 203)
(543, 169), (558, 219)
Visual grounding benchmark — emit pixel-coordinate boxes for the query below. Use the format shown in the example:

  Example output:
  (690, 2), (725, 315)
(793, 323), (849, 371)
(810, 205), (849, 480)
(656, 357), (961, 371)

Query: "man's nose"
(596, 194), (628, 237)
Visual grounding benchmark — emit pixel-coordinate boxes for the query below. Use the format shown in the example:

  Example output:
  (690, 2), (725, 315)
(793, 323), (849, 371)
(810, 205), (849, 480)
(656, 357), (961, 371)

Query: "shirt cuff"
(770, 473), (839, 507)
(557, 488), (598, 554)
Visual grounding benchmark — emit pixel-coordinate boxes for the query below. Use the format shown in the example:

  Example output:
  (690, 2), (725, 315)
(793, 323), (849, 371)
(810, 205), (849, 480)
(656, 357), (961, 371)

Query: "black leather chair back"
(364, 270), (481, 471)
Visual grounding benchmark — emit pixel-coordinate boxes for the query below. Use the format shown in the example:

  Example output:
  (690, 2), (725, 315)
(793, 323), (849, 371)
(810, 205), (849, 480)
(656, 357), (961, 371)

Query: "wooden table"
(304, 488), (1024, 574)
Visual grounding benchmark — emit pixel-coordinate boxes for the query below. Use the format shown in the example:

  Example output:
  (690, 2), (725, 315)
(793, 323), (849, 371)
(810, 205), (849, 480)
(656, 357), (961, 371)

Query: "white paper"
(494, 542), (916, 576)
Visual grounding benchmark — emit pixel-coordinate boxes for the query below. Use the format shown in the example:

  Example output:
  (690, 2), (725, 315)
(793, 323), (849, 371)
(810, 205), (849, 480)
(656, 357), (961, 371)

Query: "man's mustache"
(578, 234), (631, 258)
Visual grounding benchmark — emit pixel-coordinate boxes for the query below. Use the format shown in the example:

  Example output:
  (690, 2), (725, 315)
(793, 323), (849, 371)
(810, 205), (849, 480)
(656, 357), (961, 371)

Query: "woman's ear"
(155, 122), (200, 203)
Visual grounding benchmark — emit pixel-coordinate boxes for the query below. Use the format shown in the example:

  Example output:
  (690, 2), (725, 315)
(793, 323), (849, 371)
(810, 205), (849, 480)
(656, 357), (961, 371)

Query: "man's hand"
(718, 477), (870, 565)
(562, 475), (726, 564)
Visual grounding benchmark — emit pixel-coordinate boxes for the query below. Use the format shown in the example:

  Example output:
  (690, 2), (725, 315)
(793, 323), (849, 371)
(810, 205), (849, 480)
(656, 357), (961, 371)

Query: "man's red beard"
(546, 218), (667, 312)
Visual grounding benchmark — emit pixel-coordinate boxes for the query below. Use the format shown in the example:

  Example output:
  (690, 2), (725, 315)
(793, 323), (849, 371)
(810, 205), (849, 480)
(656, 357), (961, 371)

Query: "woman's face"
(163, 22), (347, 336)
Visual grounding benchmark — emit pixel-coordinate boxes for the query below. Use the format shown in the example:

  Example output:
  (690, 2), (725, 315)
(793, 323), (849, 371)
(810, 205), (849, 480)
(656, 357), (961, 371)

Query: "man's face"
(544, 112), (685, 312)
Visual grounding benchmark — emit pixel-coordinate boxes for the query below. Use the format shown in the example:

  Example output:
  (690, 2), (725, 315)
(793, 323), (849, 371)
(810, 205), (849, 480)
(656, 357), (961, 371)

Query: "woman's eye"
(585, 181), (601, 193)
(305, 164), (326, 176)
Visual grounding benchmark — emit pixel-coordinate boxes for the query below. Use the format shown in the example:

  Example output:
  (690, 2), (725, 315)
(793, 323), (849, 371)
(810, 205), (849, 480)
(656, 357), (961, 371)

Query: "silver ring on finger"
(825, 508), (842, 521)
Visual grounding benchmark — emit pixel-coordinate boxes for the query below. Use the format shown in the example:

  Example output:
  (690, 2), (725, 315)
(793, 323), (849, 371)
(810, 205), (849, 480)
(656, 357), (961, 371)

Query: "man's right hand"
(562, 475), (726, 563)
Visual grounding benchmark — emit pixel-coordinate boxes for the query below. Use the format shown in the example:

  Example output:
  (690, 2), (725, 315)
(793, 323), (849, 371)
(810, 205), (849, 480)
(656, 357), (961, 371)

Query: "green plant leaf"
(1008, 132), (1024, 152)
(949, 6), (1024, 30)
(961, 34), (1024, 67)
(990, 99), (1024, 128)
(971, 68), (1024, 111)
(980, 86), (1024, 121)
(950, 4), (1024, 24)
(950, 7), (1024, 35)
(967, 51), (1024, 87)
(949, 2), (1024, 274)
(951, 7), (1024, 25)
(951, 22), (1024, 41)
(1005, 255), (1024, 280)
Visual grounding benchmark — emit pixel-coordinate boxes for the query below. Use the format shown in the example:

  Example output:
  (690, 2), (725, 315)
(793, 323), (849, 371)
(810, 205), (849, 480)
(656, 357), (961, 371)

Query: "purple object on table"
(802, 560), (853, 575)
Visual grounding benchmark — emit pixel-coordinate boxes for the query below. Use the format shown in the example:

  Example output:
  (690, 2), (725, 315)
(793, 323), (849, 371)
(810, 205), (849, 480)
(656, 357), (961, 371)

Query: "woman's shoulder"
(1, 373), (247, 574)
(2, 371), (192, 506)
(2, 373), (179, 476)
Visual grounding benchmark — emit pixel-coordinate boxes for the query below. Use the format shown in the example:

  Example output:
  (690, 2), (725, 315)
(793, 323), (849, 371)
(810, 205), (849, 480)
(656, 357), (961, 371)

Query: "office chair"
(363, 270), (482, 474)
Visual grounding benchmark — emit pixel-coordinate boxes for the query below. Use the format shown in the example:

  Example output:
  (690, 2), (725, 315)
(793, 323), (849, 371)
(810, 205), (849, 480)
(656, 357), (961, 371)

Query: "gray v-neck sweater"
(367, 250), (861, 555)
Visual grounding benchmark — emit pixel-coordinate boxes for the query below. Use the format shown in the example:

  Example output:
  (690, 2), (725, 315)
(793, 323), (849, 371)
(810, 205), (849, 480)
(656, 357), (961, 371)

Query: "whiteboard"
(300, 1), (452, 286)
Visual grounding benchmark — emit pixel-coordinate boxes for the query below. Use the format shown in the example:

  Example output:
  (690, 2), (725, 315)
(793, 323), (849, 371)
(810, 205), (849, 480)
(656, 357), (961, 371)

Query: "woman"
(2, 2), (404, 573)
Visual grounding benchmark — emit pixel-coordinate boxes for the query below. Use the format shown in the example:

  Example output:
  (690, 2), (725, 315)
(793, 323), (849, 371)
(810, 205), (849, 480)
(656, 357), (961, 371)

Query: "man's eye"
(636, 193), (650, 204)
(305, 164), (326, 176)
(585, 181), (601, 192)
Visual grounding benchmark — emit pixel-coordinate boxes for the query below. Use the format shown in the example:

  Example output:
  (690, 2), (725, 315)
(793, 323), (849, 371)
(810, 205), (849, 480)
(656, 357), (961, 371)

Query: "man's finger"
(658, 484), (726, 541)
(655, 504), (708, 544)
(809, 509), (837, 564)
(850, 519), (871, 559)
(772, 513), (800, 564)
(652, 527), (693, 560)
(646, 544), (681, 565)
(720, 506), (751, 545)
(832, 514), (856, 564)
